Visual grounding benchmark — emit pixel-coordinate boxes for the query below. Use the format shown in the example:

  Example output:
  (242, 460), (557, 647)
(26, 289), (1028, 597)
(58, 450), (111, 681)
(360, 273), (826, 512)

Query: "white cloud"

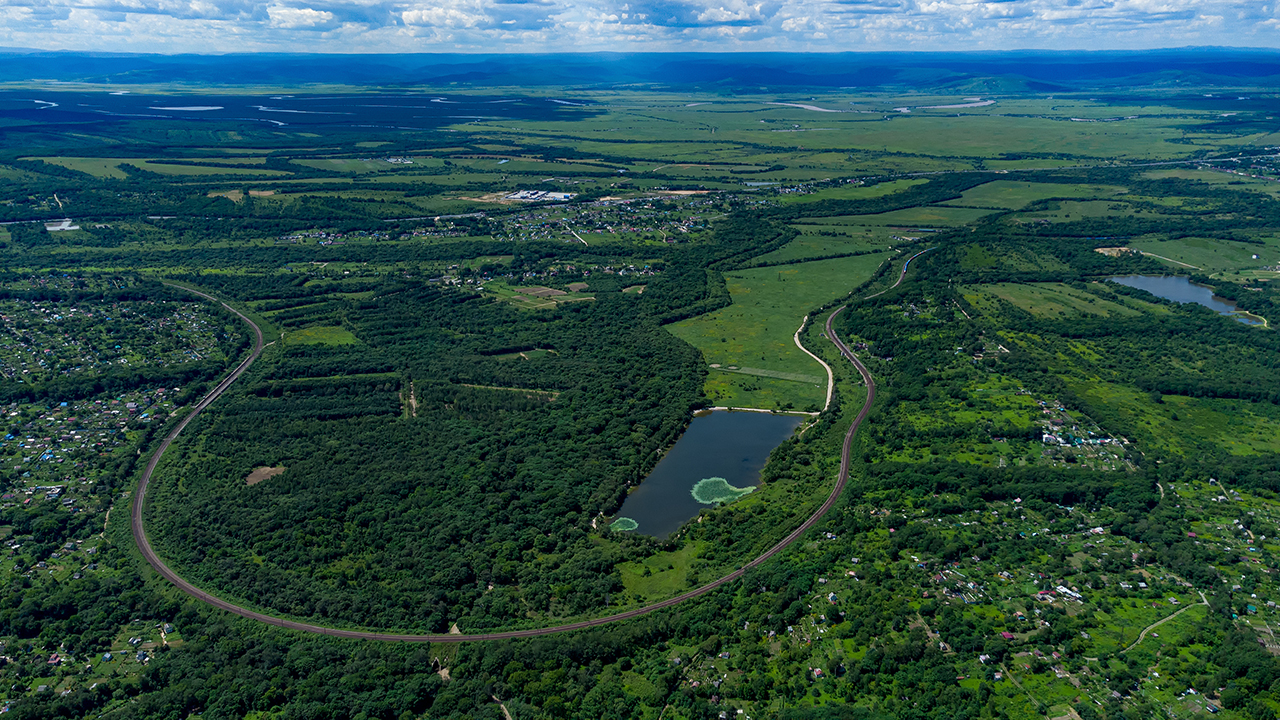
(268, 4), (335, 27)
(0, 0), (1275, 52)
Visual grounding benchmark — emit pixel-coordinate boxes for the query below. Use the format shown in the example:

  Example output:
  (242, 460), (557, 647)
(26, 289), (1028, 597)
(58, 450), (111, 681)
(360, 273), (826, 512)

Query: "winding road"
(133, 255), (921, 642)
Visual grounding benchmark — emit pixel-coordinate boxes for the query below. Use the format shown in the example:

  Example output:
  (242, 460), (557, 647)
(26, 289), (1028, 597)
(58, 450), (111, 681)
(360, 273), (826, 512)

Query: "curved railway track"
(134, 256), (921, 641)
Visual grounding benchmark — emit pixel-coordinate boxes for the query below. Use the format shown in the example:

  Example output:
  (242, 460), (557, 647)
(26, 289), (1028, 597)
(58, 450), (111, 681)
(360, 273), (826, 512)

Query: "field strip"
(793, 315), (834, 412)
(708, 405), (819, 417)
(711, 365), (825, 384)
(458, 383), (560, 397)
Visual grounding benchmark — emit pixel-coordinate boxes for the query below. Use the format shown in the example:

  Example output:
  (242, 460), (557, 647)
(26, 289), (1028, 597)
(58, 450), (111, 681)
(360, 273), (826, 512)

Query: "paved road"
(133, 284), (881, 642)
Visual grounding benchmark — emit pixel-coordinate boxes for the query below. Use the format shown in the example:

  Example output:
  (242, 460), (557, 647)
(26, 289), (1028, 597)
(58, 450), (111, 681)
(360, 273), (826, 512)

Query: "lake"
(611, 411), (802, 538)
(1108, 275), (1265, 325)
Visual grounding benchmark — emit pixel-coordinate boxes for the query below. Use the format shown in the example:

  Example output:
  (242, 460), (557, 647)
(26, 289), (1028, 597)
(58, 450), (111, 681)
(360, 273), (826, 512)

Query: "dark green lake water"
(613, 411), (801, 538)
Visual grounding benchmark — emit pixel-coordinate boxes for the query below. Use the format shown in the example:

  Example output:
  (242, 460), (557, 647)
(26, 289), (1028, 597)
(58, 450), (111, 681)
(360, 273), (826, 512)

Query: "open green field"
(296, 157), (450, 172)
(1128, 236), (1277, 275)
(967, 282), (1143, 318)
(30, 156), (130, 179)
(284, 325), (361, 345)
(1012, 199), (1175, 223)
(617, 541), (703, 603)
(940, 180), (1126, 209)
(669, 252), (890, 410)
(29, 156), (288, 178)
(841, 205), (998, 227)
(756, 226), (895, 264)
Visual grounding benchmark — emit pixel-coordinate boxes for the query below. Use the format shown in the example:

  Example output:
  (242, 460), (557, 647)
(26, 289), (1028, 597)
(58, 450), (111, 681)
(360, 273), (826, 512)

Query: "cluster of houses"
(1, 389), (173, 513)
(0, 298), (228, 384)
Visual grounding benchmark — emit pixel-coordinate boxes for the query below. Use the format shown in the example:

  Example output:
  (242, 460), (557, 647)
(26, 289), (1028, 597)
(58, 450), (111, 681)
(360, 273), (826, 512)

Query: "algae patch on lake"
(610, 517), (639, 532)
(690, 477), (755, 505)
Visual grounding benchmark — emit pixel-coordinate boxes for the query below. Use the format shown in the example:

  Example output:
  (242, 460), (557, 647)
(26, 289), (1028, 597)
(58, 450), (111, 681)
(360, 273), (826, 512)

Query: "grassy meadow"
(670, 252), (890, 410)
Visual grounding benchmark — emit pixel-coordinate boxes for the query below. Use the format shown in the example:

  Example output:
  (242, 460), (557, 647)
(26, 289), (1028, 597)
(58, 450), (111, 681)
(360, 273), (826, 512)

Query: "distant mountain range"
(1, 48), (1278, 91)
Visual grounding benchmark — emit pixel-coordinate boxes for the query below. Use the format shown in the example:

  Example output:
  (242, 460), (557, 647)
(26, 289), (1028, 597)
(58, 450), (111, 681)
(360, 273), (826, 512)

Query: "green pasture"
(462, 96), (1240, 169)
(140, 161), (288, 177)
(284, 325), (361, 346)
(755, 227), (895, 264)
(27, 156), (288, 178)
(1012, 199), (1174, 223)
(729, 113), (1207, 160)
(617, 541), (703, 603)
(878, 374), (1048, 466)
(1127, 236), (1275, 275)
(848, 205), (998, 227)
(969, 283), (1142, 318)
(701, 370), (824, 412)
(940, 180), (1126, 209)
(31, 157), (129, 179)
(669, 252), (889, 411)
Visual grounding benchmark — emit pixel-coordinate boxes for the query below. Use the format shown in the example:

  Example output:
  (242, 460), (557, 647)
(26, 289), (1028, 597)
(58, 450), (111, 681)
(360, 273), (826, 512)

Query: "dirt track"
(133, 276), (891, 642)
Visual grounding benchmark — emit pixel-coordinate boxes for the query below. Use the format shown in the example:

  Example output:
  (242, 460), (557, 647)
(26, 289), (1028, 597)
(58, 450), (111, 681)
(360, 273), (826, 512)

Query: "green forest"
(2, 79), (1280, 720)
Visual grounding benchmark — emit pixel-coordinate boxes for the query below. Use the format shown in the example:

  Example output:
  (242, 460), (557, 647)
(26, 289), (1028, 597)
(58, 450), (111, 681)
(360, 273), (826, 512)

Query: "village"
(0, 275), (245, 703)
(0, 294), (236, 385)
(663, 477), (1280, 719)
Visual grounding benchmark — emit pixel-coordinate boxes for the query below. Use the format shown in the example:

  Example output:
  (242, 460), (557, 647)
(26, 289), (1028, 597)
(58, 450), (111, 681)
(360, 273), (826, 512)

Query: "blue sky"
(0, 0), (1276, 53)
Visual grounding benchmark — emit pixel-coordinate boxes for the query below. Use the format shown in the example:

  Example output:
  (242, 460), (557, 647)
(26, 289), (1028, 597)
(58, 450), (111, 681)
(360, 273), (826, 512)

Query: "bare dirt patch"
(248, 190), (275, 197)
(1094, 246), (1140, 257)
(245, 466), (286, 486)
(514, 286), (566, 298)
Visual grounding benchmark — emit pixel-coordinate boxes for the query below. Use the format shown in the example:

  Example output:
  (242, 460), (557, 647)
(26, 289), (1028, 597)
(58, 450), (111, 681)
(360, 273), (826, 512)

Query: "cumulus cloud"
(0, 0), (1274, 51)
(268, 4), (336, 27)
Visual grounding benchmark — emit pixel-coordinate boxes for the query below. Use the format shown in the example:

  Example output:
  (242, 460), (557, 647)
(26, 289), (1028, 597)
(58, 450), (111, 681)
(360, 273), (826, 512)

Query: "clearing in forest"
(286, 326), (361, 345)
(245, 467), (286, 486)
(669, 252), (889, 411)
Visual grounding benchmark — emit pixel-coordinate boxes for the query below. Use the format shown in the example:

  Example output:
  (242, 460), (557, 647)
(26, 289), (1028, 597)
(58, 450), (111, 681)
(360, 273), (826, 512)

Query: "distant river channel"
(1108, 275), (1265, 325)
(611, 411), (802, 538)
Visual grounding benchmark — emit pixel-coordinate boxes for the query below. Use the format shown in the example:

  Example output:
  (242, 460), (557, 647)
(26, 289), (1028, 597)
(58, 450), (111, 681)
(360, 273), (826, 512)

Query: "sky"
(0, 0), (1277, 54)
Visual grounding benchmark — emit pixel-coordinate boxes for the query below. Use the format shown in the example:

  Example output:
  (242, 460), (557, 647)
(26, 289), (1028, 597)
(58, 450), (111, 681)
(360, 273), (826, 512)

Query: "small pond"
(611, 411), (802, 538)
(1108, 275), (1265, 325)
